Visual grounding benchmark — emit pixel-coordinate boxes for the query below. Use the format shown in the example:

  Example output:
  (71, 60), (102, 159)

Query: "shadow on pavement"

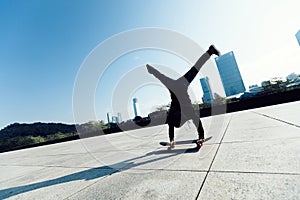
(0, 147), (199, 198)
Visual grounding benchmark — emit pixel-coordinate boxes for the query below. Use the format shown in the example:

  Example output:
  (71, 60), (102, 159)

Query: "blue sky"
(1, 0), (300, 129)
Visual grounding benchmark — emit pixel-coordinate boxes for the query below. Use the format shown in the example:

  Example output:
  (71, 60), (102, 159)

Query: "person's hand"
(146, 64), (155, 74)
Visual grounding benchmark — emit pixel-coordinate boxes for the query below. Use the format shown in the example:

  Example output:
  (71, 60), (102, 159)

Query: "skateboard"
(159, 136), (212, 148)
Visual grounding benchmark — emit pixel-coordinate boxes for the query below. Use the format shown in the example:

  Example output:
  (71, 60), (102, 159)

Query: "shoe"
(169, 141), (175, 149)
(196, 138), (204, 148)
(208, 45), (220, 56)
(146, 64), (155, 74)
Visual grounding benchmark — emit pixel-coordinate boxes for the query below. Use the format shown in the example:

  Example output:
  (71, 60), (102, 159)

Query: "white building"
(249, 84), (262, 93)
(287, 73), (299, 81)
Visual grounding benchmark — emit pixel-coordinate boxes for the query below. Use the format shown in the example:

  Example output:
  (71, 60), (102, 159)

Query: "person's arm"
(146, 64), (173, 88)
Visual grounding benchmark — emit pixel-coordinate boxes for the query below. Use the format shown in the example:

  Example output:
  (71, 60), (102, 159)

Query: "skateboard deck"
(159, 136), (212, 147)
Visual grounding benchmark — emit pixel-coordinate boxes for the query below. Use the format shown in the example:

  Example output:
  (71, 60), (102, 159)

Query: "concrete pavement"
(0, 101), (300, 199)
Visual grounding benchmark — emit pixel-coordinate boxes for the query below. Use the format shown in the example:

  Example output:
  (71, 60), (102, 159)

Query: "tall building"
(107, 112), (122, 124)
(133, 98), (140, 117)
(107, 112), (111, 123)
(215, 51), (246, 96)
(117, 112), (122, 123)
(111, 116), (118, 123)
(296, 30), (300, 46)
(200, 77), (214, 104)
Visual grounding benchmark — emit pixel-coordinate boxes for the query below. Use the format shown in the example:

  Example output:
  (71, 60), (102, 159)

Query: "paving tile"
(0, 166), (45, 183)
(123, 144), (218, 171)
(227, 111), (283, 131)
(67, 170), (206, 200)
(0, 166), (115, 200)
(211, 138), (300, 174)
(198, 172), (300, 200)
(253, 101), (300, 126)
(223, 124), (300, 143)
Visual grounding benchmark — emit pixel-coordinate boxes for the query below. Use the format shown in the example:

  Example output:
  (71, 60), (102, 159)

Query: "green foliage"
(29, 136), (46, 143)
(0, 136), (34, 151)
(45, 132), (74, 141)
(0, 121), (114, 152)
(0, 122), (77, 139)
(76, 121), (105, 134)
(212, 94), (226, 105)
(0, 122), (79, 152)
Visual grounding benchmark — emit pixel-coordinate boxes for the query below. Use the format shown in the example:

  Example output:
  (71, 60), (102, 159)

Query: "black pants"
(167, 108), (204, 141)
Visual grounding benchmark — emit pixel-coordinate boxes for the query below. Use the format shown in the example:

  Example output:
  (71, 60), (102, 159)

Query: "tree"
(213, 93), (226, 105)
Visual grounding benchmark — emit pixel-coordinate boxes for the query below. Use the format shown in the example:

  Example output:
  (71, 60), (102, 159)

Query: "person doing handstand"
(146, 45), (220, 148)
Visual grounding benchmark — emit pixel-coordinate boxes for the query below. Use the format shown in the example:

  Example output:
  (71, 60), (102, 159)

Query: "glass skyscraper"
(215, 51), (245, 97)
(200, 77), (213, 104)
(132, 98), (140, 117)
(296, 30), (300, 46)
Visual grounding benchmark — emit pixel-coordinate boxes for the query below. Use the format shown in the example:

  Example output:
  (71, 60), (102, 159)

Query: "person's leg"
(192, 115), (205, 148)
(181, 45), (220, 84)
(167, 108), (177, 143)
(191, 116), (205, 148)
(191, 111), (204, 140)
(195, 119), (205, 139)
(168, 124), (175, 142)
(183, 53), (210, 84)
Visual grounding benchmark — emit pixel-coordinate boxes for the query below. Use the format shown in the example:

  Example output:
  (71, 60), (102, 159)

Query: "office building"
(107, 112), (111, 123)
(200, 77), (214, 104)
(296, 30), (300, 46)
(117, 112), (122, 123)
(111, 116), (118, 123)
(107, 112), (122, 124)
(215, 51), (246, 96)
(133, 98), (140, 117)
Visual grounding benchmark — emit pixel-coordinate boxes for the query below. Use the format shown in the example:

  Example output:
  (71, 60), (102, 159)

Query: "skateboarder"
(146, 45), (220, 148)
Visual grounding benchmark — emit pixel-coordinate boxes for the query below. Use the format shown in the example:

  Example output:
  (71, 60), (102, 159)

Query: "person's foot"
(207, 45), (220, 56)
(196, 138), (204, 148)
(169, 141), (175, 149)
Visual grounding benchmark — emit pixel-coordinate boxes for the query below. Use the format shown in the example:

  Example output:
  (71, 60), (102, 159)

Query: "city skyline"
(106, 112), (122, 124)
(0, 1), (300, 129)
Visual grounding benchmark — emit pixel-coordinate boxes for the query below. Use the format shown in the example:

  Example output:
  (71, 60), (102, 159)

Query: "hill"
(0, 122), (77, 152)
